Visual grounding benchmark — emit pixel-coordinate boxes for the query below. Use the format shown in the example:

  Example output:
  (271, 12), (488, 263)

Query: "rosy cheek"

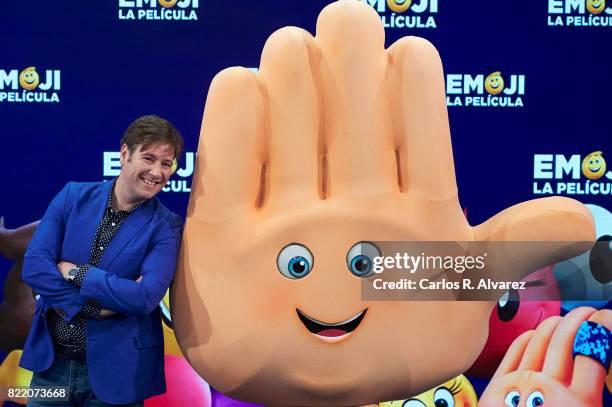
(540, 394), (563, 406)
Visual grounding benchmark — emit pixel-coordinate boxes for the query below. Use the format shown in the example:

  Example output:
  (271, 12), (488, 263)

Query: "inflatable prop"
(468, 267), (561, 378)
(479, 307), (612, 407)
(171, 1), (595, 404)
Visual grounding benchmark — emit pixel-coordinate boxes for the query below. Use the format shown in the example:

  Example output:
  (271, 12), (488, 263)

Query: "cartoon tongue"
(317, 329), (346, 337)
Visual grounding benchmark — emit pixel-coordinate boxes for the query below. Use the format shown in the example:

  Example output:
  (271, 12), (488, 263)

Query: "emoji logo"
(387, 0), (412, 13)
(158, 0), (178, 8)
(485, 72), (504, 95)
(581, 151), (606, 180)
(18, 67), (39, 91)
(587, 0), (606, 14)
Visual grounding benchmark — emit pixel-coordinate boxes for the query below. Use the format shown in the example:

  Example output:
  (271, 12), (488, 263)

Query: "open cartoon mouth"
(297, 308), (367, 342)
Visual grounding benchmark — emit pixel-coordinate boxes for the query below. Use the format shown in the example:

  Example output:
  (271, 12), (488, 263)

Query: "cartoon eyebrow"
(448, 378), (463, 395)
(523, 278), (547, 288)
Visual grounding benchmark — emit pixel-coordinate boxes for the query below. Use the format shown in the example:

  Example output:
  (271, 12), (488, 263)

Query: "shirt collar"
(107, 178), (144, 215)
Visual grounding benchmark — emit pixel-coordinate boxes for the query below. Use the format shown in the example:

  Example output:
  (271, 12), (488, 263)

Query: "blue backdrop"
(2, 1), (610, 227)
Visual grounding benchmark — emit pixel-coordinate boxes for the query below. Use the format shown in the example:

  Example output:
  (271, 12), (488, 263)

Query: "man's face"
(119, 142), (175, 202)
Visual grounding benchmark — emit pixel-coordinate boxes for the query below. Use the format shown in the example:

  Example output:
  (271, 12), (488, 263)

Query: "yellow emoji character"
(485, 71), (504, 95)
(171, 158), (178, 175)
(160, 290), (184, 356)
(380, 374), (478, 407)
(0, 350), (33, 404)
(587, 0), (606, 14)
(387, 0), (412, 13)
(158, 0), (178, 8)
(582, 151), (606, 180)
(18, 67), (39, 91)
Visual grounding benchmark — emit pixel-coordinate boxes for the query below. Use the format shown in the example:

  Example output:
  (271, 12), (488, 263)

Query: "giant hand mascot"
(170, 1), (604, 405)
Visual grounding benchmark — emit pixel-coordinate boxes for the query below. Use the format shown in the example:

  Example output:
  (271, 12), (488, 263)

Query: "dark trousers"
(26, 352), (144, 407)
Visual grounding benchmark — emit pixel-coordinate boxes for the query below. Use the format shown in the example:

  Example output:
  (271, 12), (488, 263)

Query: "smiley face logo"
(387, 0), (412, 13)
(587, 0), (606, 14)
(484, 72), (504, 95)
(582, 151), (606, 180)
(19, 67), (39, 91)
(158, 0), (178, 8)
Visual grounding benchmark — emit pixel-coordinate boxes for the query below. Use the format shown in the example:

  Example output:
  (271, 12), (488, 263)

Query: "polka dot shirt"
(48, 181), (142, 350)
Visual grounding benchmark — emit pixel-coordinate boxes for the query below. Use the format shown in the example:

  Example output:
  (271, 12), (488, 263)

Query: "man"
(20, 115), (184, 406)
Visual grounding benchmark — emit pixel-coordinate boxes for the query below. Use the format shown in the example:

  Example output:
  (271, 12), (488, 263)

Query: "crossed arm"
(56, 261), (119, 319)
(21, 183), (181, 321)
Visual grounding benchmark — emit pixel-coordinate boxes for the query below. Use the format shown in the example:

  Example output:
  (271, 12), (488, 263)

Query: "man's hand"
(56, 261), (76, 280)
(100, 309), (115, 318)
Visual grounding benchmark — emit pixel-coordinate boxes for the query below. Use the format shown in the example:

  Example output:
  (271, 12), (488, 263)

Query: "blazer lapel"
(99, 199), (155, 269)
(78, 181), (113, 263)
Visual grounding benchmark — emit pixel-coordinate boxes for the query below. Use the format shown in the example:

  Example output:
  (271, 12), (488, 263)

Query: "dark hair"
(120, 115), (184, 159)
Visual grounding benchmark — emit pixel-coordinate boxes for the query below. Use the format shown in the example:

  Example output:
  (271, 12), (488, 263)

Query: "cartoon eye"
(403, 400), (426, 407)
(504, 390), (520, 407)
(497, 289), (520, 322)
(346, 241), (380, 277)
(277, 243), (313, 279)
(433, 387), (455, 407)
(526, 391), (544, 407)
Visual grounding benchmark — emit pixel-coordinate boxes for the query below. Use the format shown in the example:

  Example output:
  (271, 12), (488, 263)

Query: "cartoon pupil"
(346, 241), (380, 277)
(525, 391), (544, 407)
(504, 390), (520, 407)
(497, 289), (520, 322)
(277, 243), (313, 279)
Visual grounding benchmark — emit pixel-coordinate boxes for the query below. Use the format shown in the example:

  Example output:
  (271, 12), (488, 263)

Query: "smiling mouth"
(141, 176), (160, 186)
(589, 166), (601, 172)
(297, 308), (367, 342)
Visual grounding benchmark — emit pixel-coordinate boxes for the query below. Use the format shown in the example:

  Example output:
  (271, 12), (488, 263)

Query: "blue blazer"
(20, 181), (183, 404)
